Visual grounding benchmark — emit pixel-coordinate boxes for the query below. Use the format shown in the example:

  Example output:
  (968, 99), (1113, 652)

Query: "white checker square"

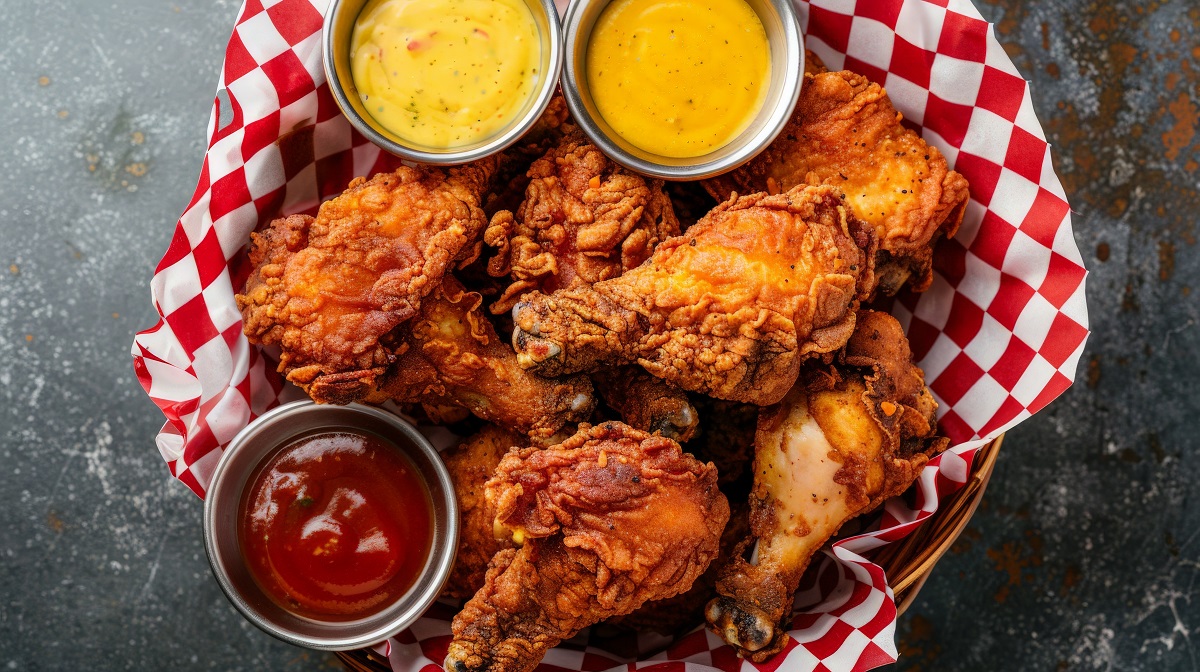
(923, 126), (959, 167)
(202, 273), (242, 333)
(890, 300), (914, 332)
(1042, 154), (1070, 200)
(278, 90), (319, 136)
(1015, 88), (1045, 140)
(806, 36), (847, 72)
(827, 626), (872, 662)
(957, 251), (1002, 308)
(155, 424), (186, 465)
(963, 313), (1011, 370)
(883, 73), (930, 125)
(763, 644), (819, 672)
(1058, 279), (1089, 328)
(187, 447), (225, 494)
(955, 199), (988, 247)
(937, 448), (970, 483)
(314, 115), (354, 160)
(847, 18), (896, 69)
(236, 12), (292, 64)
(894, 1), (946, 49)
(960, 108), (1014, 161)
(152, 252), (204, 314)
(839, 534), (890, 556)
(227, 66), (280, 121)
(1053, 213), (1086, 263)
(985, 31), (1022, 76)
(541, 647), (584, 670)
(915, 332), (961, 382)
(292, 32), (324, 77)
(353, 142), (385, 178)
(912, 274), (955, 330)
(244, 148), (285, 200)
(988, 167), (1041, 226)
(929, 54), (985, 106)
(192, 338), (235, 405)
(1002, 229), (1053, 290)
(214, 201), (260, 261)
(808, 0), (855, 14)
(206, 127), (249, 182)
(950, 373), (1008, 431)
(207, 389), (252, 445)
(282, 163), (319, 213)
(1010, 353), (1058, 406)
(840, 583), (887, 629)
(144, 352), (200, 401)
(946, 0), (984, 20)
(408, 614), (453, 640)
(1011, 291), (1058, 351)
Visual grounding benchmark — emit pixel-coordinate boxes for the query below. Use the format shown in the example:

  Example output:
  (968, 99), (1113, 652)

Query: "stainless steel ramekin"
(323, 0), (564, 164)
(203, 401), (458, 651)
(561, 0), (804, 180)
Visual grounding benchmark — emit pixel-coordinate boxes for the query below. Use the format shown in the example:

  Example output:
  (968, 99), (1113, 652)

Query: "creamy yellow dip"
(350, 0), (542, 148)
(585, 0), (771, 158)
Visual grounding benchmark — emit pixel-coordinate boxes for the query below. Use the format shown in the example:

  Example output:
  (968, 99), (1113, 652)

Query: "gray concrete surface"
(0, 1), (1196, 671)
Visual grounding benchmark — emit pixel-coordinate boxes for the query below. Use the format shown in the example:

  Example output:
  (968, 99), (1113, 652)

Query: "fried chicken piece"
(703, 70), (969, 296)
(441, 425), (526, 599)
(805, 48), (828, 76)
(445, 422), (729, 672)
(510, 184), (876, 406)
(705, 310), (949, 660)
(237, 160), (498, 403)
(484, 128), (681, 314)
(592, 366), (698, 442)
(484, 93), (572, 217)
(366, 275), (594, 438)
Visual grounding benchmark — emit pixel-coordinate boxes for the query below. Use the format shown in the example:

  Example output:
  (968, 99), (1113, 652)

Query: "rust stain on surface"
(1163, 91), (1198, 162)
(1158, 240), (1176, 281)
(987, 530), (1044, 603)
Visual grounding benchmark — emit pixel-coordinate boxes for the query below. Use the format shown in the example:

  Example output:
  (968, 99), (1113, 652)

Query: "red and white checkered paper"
(131, 0), (1088, 669)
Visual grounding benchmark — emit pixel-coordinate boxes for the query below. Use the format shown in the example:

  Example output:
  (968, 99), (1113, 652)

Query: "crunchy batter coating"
(703, 70), (969, 296)
(237, 160), (497, 402)
(592, 366), (698, 442)
(510, 184), (876, 406)
(485, 128), (680, 314)
(705, 310), (949, 660)
(366, 275), (594, 438)
(445, 422), (728, 672)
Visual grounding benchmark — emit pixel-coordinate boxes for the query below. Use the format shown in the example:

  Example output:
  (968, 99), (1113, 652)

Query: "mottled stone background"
(0, 1), (1195, 670)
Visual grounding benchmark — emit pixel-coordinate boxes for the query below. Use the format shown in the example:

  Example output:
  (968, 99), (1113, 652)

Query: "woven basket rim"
(333, 435), (1004, 672)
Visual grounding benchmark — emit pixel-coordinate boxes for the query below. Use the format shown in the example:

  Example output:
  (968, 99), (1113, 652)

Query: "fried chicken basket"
(131, 0), (1088, 670)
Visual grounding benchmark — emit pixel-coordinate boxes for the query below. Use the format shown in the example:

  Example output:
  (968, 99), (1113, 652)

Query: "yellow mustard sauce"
(350, 0), (542, 148)
(585, 0), (770, 158)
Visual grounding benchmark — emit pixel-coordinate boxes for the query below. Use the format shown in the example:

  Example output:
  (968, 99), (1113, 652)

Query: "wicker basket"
(333, 435), (1003, 672)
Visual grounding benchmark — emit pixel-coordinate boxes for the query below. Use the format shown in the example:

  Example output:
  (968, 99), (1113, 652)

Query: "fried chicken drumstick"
(592, 366), (698, 442)
(366, 275), (593, 438)
(445, 422), (729, 672)
(705, 310), (948, 660)
(703, 70), (969, 296)
(511, 184), (876, 406)
(237, 160), (497, 403)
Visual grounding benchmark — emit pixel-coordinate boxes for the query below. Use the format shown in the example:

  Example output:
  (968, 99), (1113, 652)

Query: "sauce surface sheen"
(239, 430), (433, 620)
(586, 0), (771, 158)
(350, 0), (542, 148)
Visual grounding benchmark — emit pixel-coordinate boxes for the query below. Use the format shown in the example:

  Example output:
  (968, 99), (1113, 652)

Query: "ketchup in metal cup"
(238, 430), (433, 621)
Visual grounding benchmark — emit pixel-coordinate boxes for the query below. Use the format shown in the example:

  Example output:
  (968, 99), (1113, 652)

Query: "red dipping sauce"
(238, 430), (433, 620)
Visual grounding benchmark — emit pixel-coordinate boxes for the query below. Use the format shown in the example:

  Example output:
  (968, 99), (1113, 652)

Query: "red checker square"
(221, 322), (245, 351)
(316, 153), (357, 200)
(1039, 313), (1088, 368)
(830, 580), (873, 617)
(843, 55), (890, 88)
(223, 30), (259, 84)
(969, 210), (1018, 269)
(856, 598), (895, 641)
(807, 5), (855, 54)
(1041, 252), (1087, 308)
(177, 466), (206, 498)
(952, 151), (1003, 206)
(1028, 370), (1073, 414)
(580, 652), (621, 671)
(986, 272), (1036, 331)
(979, 394), (1025, 436)
(932, 237), (968, 287)
(988, 336), (1037, 389)
(316, 84), (343, 122)
(167, 293), (222, 355)
(157, 225), (194, 273)
(942, 293), (985, 348)
(906, 315), (941, 361)
(181, 422), (219, 468)
(253, 186), (286, 226)
(751, 638), (800, 672)
(709, 643), (742, 672)
(191, 227), (228, 288)
(187, 158), (212, 211)
(266, 0), (324, 45)
(923, 93), (974, 147)
(1019, 187), (1071, 249)
(932, 352), (985, 406)
(936, 11), (989, 62)
(260, 48), (316, 109)
(976, 66), (1026, 120)
(666, 630), (711, 659)
(277, 125), (316, 180)
(853, 0), (901, 27)
(889, 37), (934, 88)
(800, 618), (855, 660)
(418, 635), (451, 665)
(936, 408), (974, 444)
(923, 0), (950, 6)
(1004, 125), (1048, 183)
(242, 110), (281, 162)
(209, 167), (251, 222)
(239, 0), (266, 22)
(791, 611), (824, 632)
(851, 641), (897, 672)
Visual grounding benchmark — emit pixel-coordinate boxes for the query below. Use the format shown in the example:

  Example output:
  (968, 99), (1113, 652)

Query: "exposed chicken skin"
(237, 160), (498, 403)
(592, 366), (699, 442)
(703, 70), (969, 296)
(705, 311), (948, 660)
(365, 275), (594, 439)
(485, 128), (681, 314)
(445, 422), (729, 672)
(510, 184), (876, 406)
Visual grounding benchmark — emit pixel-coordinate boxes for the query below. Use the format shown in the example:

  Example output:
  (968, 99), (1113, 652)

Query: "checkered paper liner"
(130, 0), (1088, 669)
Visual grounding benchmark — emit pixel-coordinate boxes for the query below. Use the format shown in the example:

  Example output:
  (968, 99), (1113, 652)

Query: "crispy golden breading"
(705, 310), (948, 660)
(510, 184), (876, 406)
(237, 161), (498, 403)
(485, 128), (680, 314)
(445, 422), (729, 672)
(366, 276), (594, 438)
(703, 70), (969, 296)
(592, 366), (698, 442)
